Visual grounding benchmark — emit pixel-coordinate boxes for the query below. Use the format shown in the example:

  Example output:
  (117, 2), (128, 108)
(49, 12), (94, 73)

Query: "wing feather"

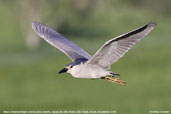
(32, 22), (91, 61)
(87, 23), (155, 69)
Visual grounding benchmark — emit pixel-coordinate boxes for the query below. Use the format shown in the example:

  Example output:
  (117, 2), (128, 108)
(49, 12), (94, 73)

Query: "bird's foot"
(113, 78), (126, 86)
(104, 76), (126, 86)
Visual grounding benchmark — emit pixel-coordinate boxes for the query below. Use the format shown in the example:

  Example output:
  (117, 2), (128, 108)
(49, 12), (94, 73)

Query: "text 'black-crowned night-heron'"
(32, 22), (155, 85)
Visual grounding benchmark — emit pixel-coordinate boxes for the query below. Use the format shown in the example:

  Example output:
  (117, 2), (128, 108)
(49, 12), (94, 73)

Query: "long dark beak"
(58, 68), (68, 74)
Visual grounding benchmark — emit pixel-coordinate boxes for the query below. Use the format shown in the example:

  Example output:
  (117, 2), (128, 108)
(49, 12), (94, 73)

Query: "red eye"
(69, 65), (73, 68)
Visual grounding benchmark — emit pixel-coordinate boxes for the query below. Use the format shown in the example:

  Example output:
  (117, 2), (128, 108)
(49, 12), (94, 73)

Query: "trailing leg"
(102, 76), (126, 86)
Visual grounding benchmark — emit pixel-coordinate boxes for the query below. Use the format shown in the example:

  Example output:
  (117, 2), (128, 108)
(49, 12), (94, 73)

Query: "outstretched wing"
(87, 23), (155, 69)
(32, 22), (91, 61)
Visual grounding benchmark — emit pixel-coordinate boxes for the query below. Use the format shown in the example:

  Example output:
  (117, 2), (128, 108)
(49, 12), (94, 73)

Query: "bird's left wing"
(32, 22), (91, 61)
(87, 23), (155, 69)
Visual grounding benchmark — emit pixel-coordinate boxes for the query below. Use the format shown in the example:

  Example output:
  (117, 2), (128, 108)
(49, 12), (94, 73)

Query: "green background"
(0, 0), (170, 114)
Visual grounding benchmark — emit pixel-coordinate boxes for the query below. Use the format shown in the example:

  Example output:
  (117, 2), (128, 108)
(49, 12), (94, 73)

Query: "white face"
(59, 64), (79, 74)
(66, 64), (81, 76)
(66, 65), (73, 73)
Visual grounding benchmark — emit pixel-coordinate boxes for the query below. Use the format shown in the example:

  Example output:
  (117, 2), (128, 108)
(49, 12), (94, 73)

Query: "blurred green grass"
(0, 0), (171, 114)
(0, 34), (171, 113)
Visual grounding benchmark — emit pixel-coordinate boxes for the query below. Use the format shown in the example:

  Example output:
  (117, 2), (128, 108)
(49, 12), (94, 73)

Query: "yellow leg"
(104, 76), (126, 86)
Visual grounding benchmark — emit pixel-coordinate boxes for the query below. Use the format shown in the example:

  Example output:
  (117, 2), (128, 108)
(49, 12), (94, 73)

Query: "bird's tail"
(110, 72), (120, 76)
(104, 76), (126, 86)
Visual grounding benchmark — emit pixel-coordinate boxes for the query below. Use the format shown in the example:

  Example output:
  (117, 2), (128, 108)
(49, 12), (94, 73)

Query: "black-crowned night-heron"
(32, 22), (155, 85)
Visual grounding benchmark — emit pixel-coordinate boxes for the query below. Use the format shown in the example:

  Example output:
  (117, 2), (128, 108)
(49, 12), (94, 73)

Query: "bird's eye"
(69, 65), (73, 68)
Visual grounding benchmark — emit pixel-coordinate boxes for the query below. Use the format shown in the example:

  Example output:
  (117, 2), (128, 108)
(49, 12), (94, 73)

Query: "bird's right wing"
(87, 23), (155, 69)
(32, 22), (91, 61)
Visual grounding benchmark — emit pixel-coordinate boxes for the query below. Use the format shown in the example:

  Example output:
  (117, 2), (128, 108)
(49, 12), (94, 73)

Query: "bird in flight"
(32, 22), (155, 85)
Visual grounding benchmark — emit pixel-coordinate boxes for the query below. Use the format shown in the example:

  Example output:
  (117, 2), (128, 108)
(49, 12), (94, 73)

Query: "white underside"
(67, 63), (110, 79)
